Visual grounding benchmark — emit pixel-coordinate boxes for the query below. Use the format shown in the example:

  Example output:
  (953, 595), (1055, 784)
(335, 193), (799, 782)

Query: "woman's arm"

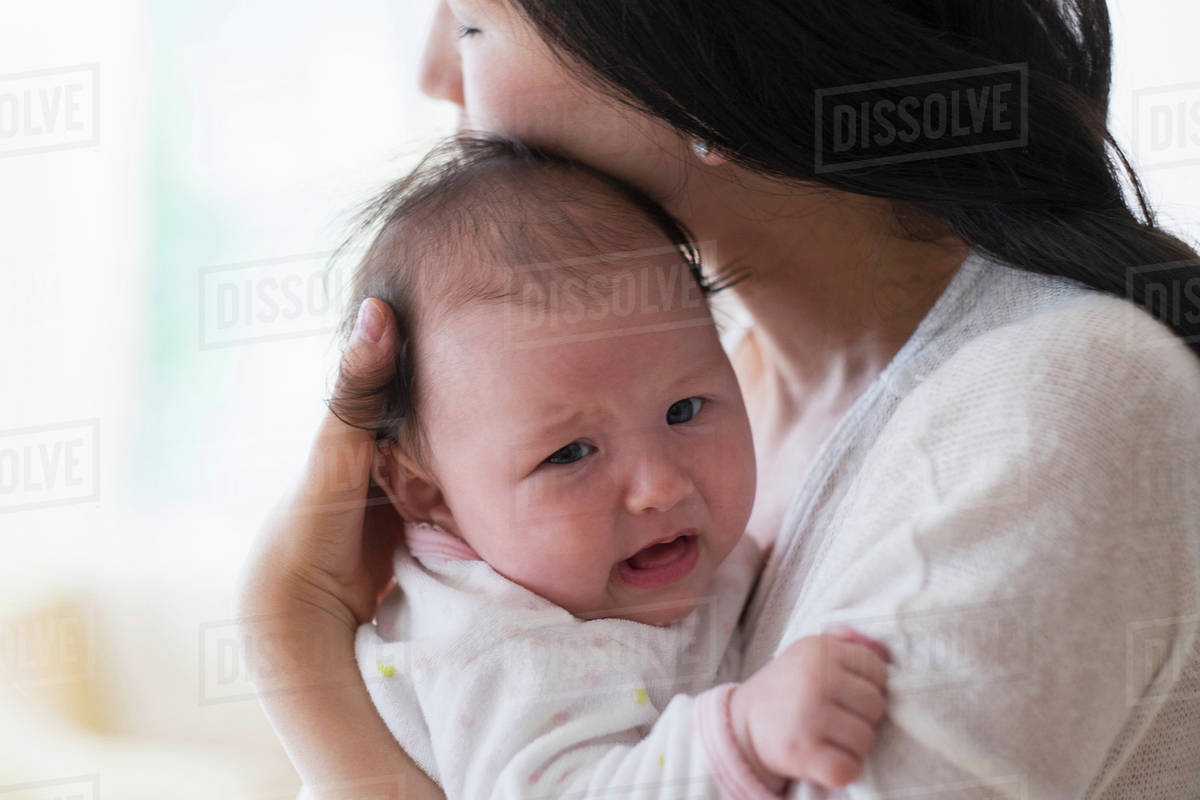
(238, 299), (446, 800)
(785, 298), (1200, 798)
(245, 610), (442, 800)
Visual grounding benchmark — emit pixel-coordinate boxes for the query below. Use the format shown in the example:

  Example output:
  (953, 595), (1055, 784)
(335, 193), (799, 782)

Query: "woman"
(239, 1), (1200, 797)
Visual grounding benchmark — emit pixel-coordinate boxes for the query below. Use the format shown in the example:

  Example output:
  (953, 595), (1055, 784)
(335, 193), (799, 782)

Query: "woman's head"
(333, 133), (756, 624)
(421, 0), (1200, 356)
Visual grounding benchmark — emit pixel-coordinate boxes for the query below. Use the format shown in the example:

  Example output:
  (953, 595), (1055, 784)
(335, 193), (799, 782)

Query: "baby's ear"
(371, 443), (458, 534)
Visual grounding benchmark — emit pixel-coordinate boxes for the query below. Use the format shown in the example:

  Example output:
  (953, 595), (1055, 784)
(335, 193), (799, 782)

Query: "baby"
(341, 133), (888, 799)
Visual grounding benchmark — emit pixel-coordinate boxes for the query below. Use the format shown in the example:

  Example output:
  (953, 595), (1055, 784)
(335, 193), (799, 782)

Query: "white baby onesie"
(355, 522), (776, 800)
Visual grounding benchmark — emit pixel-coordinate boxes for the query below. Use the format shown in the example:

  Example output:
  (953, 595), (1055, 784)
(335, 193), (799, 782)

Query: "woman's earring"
(692, 138), (711, 159)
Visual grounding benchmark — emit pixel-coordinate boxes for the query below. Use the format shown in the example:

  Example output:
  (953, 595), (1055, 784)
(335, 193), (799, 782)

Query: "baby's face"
(418, 254), (756, 625)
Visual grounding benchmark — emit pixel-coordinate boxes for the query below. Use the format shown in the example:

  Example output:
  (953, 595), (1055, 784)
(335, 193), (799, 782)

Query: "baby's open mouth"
(617, 533), (699, 590)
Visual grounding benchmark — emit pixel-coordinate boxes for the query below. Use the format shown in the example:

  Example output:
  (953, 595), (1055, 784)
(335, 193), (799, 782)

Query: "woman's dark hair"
(329, 133), (731, 465)
(504, 0), (1200, 356)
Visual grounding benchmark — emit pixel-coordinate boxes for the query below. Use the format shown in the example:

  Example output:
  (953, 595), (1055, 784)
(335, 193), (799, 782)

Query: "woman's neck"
(682, 178), (969, 402)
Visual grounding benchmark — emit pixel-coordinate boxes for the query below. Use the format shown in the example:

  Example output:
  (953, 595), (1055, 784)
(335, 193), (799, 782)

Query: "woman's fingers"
(261, 297), (402, 626)
(302, 298), (399, 514)
(332, 297), (398, 417)
(363, 482), (406, 605)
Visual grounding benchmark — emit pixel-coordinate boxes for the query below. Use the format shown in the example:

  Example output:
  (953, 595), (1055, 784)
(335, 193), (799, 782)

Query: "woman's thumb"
(302, 298), (399, 512)
(342, 298), (396, 391)
(329, 298), (400, 428)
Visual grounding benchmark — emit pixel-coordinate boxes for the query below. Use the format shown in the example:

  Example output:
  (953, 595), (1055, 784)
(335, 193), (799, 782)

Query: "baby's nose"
(623, 448), (696, 516)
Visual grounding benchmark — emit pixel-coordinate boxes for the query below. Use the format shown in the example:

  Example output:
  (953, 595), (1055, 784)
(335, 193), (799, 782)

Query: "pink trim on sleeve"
(697, 684), (788, 800)
(405, 521), (480, 562)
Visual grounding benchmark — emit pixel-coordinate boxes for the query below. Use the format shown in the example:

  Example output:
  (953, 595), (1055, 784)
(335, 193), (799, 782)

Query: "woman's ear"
(691, 138), (728, 166)
(371, 442), (459, 534)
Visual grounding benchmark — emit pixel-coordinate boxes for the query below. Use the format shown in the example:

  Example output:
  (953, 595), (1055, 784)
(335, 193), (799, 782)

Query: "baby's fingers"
(831, 626), (891, 663)
(804, 742), (864, 789)
(819, 706), (876, 760)
(833, 636), (889, 688)
(833, 671), (887, 724)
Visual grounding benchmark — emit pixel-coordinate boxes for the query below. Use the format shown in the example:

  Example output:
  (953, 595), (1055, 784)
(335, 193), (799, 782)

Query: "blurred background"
(0, 1), (1198, 797)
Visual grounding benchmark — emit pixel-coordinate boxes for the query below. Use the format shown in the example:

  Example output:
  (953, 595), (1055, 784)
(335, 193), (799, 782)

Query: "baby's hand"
(729, 628), (889, 791)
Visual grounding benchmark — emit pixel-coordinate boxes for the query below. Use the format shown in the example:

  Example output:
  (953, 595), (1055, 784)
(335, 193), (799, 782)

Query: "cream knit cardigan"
(738, 252), (1200, 798)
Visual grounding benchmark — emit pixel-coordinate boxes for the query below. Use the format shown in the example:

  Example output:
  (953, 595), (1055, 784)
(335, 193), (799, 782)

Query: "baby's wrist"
(727, 684), (789, 795)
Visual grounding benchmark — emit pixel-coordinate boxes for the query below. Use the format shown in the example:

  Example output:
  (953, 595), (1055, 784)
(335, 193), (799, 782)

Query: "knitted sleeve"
(787, 296), (1200, 799)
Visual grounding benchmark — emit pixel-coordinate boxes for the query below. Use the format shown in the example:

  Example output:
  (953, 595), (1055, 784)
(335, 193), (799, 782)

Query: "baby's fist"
(730, 629), (889, 789)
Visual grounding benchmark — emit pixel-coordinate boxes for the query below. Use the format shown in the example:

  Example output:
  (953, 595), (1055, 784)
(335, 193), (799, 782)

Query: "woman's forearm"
(236, 301), (442, 798)
(242, 603), (445, 800)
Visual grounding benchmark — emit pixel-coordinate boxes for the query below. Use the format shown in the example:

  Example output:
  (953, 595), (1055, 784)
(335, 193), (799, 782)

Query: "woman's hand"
(241, 296), (402, 633)
(237, 298), (444, 799)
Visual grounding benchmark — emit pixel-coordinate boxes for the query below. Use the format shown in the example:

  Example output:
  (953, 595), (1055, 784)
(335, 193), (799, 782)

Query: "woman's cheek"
(464, 32), (602, 146)
(460, 31), (542, 126)
(470, 77), (573, 144)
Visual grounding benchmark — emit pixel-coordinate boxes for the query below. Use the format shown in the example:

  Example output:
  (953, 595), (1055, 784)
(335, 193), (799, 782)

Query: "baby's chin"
(625, 603), (699, 627)
(575, 596), (702, 627)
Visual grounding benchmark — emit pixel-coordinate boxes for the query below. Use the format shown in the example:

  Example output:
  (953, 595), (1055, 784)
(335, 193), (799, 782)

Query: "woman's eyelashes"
(541, 398), (707, 467)
(456, 24), (481, 38)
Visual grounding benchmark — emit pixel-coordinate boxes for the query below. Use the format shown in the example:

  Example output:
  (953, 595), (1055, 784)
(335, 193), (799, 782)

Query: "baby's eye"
(545, 441), (595, 466)
(666, 397), (703, 425)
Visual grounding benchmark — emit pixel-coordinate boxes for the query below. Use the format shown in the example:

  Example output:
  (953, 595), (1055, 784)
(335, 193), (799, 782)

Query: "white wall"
(1110, 0), (1200, 240)
(0, 1), (456, 586)
(1, 0), (1198, 580)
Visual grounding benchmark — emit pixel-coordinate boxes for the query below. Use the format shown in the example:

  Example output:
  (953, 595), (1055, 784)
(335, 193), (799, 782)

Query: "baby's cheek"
(557, 550), (621, 616)
(498, 532), (610, 614)
(705, 438), (757, 541)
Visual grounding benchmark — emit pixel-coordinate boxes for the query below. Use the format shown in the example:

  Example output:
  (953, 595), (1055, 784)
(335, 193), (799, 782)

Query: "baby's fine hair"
(329, 132), (737, 471)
